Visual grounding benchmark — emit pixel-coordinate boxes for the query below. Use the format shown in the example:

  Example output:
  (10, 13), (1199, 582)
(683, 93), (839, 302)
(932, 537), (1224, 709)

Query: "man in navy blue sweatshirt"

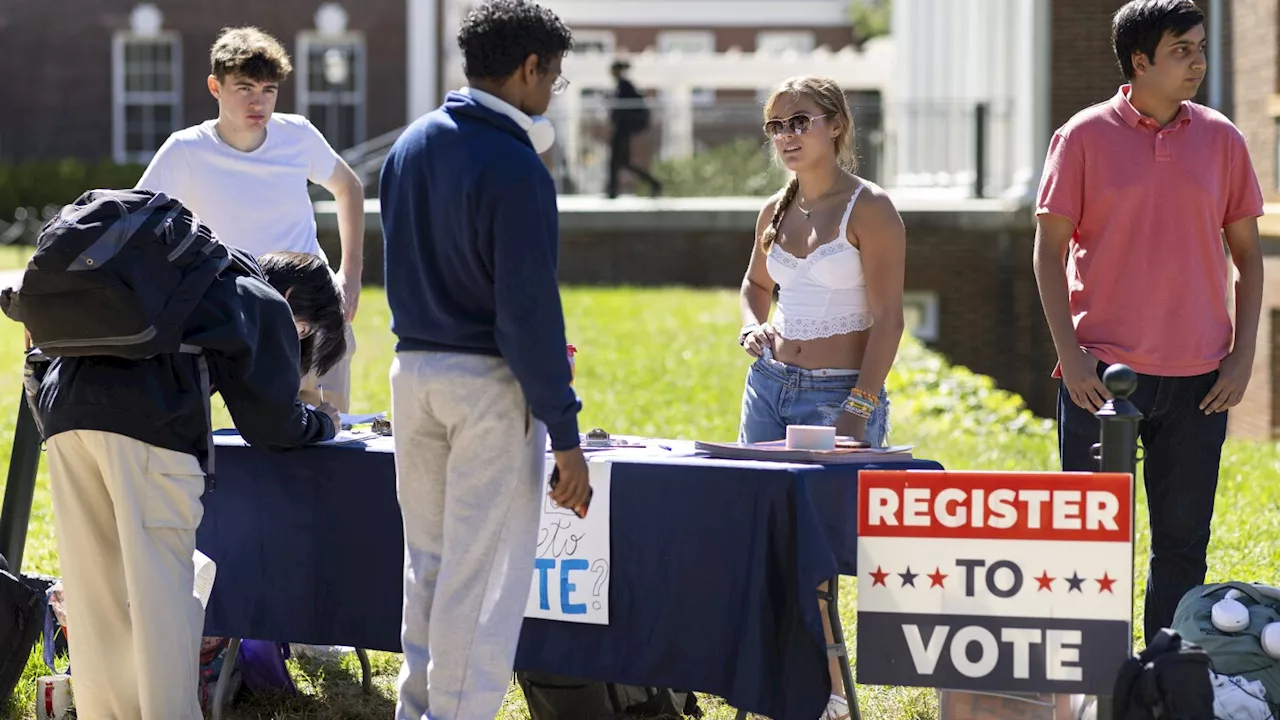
(378, 2), (588, 718)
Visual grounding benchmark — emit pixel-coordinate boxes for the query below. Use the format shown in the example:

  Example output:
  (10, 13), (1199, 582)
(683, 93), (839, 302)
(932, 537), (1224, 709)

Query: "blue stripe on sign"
(855, 611), (1130, 694)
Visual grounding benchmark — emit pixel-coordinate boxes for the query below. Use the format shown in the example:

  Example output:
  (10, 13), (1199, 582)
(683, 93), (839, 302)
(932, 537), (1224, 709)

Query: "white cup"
(35, 675), (73, 720)
(785, 425), (836, 451)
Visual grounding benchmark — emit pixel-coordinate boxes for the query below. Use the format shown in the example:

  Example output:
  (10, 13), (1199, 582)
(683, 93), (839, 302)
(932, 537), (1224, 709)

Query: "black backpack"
(0, 188), (262, 479)
(516, 671), (701, 719)
(0, 553), (55, 703)
(0, 188), (232, 358)
(1111, 628), (1215, 720)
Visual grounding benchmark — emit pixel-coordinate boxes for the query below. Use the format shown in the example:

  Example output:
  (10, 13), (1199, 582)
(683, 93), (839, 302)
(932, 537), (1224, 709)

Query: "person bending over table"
(258, 251), (350, 404)
(736, 75), (907, 720)
(28, 220), (343, 719)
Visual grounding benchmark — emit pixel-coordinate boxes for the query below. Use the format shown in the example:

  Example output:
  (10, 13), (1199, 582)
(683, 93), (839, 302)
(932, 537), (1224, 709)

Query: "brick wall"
(1050, 0), (1128, 132)
(0, 0), (406, 163)
(1225, 0), (1280, 440)
(1227, 253), (1280, 441)
(1272, 307), (1280, 438)
(1232, 0), (1278, 202)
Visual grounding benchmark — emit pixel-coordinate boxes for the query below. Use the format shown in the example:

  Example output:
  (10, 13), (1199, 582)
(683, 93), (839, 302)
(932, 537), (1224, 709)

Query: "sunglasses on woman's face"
(763, 113), (832, 139)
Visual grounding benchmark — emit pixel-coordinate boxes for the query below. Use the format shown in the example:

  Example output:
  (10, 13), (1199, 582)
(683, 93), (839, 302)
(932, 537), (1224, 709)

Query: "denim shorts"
(737, 347), (891, 447)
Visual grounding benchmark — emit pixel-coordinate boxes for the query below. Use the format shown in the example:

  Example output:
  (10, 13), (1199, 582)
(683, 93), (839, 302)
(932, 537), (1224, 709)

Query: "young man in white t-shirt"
(137, 26), (364, 412)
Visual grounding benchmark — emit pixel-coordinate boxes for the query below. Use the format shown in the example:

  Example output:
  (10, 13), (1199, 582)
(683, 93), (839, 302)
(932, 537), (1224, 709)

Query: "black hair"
(457, 0), (573, 81)
(256, 251), (347, 379)
(1112, 0), (1205, 79)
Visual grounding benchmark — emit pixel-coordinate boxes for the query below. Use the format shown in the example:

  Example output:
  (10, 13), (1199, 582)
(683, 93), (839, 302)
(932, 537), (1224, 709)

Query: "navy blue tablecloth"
(195, 433), (942, 719)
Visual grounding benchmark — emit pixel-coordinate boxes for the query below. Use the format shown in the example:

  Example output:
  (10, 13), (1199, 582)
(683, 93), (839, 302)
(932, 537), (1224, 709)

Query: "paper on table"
(339, 412), (387, 428)
(318, 430), (381, 446)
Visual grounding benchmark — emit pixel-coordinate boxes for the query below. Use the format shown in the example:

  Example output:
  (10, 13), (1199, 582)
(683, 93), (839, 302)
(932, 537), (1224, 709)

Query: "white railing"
(443, 37), (895, 171)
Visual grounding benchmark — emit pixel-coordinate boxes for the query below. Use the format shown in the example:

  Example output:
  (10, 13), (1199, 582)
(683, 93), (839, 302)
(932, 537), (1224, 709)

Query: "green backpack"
(1171, 580), (1280, 710)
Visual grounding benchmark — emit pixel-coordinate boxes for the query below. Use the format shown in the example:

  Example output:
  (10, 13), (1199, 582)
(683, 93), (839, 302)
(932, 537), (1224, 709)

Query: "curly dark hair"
(210, 26), (293, 83)
(457, 0), (573, 81)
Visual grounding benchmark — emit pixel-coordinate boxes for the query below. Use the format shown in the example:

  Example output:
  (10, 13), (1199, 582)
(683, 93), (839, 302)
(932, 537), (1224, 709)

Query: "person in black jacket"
(606, 60), (662, 198)
(30, 246), (342, 720)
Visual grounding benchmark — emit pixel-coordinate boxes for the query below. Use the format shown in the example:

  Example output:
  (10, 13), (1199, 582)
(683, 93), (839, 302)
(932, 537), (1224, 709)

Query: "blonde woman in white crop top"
(736, 76), (907, 720)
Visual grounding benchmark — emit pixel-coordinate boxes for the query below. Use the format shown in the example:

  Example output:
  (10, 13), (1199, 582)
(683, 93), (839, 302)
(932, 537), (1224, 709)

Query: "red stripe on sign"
(857, 471), (1132, 541)
(44, 681), (53, 716)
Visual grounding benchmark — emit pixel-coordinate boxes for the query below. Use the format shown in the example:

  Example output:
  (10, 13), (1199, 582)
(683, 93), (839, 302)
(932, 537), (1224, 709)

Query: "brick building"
(0, 0), (408, 164)
(0, 0), (864, 166)
(1228, 0), (1280, 441)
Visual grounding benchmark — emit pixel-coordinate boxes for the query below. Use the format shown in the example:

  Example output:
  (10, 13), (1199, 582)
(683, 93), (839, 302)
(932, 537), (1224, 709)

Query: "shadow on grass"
(219, 649), (400, 720)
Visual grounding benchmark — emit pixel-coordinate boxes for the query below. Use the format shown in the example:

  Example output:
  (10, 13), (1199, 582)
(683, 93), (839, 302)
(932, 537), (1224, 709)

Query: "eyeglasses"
(552, 75), (570, 95)
(763, 113), (832, 139)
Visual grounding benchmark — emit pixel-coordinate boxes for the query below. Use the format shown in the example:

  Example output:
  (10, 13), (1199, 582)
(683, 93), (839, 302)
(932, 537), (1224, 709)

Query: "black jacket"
(33, 262), (336, 462)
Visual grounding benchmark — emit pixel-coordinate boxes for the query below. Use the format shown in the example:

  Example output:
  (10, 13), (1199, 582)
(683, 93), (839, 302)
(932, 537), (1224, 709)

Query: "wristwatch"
(739, 323), (761, 346)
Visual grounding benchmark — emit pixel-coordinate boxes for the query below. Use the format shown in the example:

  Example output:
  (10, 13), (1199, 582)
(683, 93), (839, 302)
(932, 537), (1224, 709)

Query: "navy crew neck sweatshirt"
(379, 91), (581, 450)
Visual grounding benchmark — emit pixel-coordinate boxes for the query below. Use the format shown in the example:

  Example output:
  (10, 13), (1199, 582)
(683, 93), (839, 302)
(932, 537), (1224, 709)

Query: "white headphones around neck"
(1208, 583), (1280, 658)
(527, 116), (556, 154)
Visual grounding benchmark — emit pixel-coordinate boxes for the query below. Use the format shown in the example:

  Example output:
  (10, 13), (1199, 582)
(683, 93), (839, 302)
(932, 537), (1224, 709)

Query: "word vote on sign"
(524, 460), (613, 625)
(855, 471), (1134, 695)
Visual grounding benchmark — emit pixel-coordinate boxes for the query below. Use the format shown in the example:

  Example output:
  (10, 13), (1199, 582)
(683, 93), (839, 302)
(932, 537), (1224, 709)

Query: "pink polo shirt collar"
(1110, 84), (1192, 130)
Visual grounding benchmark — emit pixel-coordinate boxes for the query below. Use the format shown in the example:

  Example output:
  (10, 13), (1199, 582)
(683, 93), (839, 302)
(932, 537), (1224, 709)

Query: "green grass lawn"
(0, 242), (1276, 719)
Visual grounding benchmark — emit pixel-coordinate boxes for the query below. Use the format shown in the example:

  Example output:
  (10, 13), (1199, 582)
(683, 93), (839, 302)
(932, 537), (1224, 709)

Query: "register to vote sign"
(524, 460), (612, 625)
(855, 471), (1134, 695)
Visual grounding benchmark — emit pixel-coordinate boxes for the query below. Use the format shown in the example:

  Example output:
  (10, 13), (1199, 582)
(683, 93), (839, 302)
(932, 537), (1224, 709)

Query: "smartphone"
(548, 465), (593, 519)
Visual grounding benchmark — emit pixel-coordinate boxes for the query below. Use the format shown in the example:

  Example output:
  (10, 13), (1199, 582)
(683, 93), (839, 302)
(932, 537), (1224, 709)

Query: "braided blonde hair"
(759, 76), (858, 253)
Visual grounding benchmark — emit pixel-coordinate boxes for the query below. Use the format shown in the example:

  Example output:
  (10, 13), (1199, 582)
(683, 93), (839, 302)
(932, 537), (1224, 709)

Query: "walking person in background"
(136, 26), (365, 412)
(378, 1), (591, 718)
(1033, 0), (1264, 644)
(737, 75), (907, 720)
(606, 60), (662, 198)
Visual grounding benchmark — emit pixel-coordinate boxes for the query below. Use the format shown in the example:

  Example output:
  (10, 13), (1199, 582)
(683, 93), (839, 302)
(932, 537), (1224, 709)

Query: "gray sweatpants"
(390, 351), (546, 720)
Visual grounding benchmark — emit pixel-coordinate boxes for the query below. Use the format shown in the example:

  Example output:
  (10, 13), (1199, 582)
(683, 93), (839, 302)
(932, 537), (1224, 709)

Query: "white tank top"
(764, 184), (873, 341)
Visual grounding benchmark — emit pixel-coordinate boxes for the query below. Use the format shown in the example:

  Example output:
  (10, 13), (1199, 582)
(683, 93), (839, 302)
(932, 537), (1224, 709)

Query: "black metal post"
(973, 102), (988, 199)
(0, 390), (43, 572)
(1091, 363), (1142, 720)
(1095, 364), (1142, 474)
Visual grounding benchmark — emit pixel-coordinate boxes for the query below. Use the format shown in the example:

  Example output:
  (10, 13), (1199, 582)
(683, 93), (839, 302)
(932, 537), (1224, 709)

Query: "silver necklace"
(795, 184), (844, 219)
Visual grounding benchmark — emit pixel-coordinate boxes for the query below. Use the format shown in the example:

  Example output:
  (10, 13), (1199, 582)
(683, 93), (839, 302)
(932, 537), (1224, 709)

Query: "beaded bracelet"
(842, 394), (876, 419)
(849, 387), (878, 405)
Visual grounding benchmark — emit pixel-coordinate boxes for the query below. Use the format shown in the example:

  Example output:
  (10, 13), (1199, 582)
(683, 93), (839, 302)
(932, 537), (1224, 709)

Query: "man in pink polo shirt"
(1034, 0), (1264, 645)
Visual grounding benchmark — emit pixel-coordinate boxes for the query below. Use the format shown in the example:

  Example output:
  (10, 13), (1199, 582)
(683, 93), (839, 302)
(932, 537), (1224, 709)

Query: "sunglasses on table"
(763, 113), (832, 139)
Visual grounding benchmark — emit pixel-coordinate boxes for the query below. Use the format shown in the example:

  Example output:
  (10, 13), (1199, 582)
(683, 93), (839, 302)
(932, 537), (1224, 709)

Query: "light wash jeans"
(738, 348), (891, 446)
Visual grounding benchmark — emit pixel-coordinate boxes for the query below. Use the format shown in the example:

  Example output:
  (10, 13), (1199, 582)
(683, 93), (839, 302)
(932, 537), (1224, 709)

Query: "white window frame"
(296, 30), (368, 151)
(657, 30), (715, 55)
(657, 31), (715, 106)
(111, 30), (182, 165)
(903, 291), (941, 342)
(756, 30), (816, 54)
(571, 29), (617, 56)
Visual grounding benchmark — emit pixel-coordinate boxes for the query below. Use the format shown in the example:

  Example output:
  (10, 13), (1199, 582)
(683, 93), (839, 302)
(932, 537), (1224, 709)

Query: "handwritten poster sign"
(524, 459), (612, 624)
(856, 470), (1134, 695)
